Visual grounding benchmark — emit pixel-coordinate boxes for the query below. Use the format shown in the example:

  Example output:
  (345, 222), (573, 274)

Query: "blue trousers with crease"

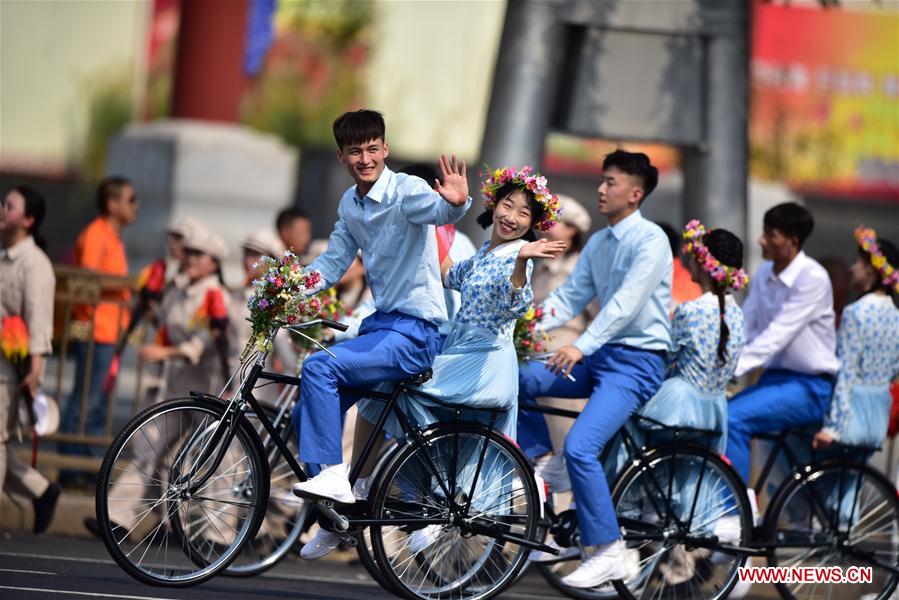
(293, 311), (440, 465)
(518, 344), (665, 546)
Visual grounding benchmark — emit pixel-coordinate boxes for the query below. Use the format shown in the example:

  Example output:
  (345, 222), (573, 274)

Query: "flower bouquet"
(290, 287), (348, 354)
(247, 251), (325, 353)
(513, 305), (553, 363)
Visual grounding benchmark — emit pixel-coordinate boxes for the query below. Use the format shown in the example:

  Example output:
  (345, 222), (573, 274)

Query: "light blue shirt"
(541, 210), (672, 356)
(308, 167), (471, 325)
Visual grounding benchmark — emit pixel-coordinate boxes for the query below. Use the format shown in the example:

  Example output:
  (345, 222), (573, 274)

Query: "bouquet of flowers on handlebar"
(246, 251), (345, 358)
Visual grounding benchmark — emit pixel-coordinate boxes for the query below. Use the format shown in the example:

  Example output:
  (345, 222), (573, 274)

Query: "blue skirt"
(357, 321), (518, 439)
(638, 376), (728, 454)
(839, 384), (893, 448)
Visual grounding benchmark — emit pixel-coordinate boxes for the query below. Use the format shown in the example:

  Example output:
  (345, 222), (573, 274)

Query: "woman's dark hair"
(858, 237), (899, 308)
(763, 202), (814, 249)
(476, 182), (545, 242)
(702, 229), (744, 364)
(12, 185), (48, 252)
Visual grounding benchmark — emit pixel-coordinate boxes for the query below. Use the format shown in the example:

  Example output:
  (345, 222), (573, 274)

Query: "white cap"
(557, 195), (592, 233)
(242, 229), (285, 258)
(184, 223), (229, 261)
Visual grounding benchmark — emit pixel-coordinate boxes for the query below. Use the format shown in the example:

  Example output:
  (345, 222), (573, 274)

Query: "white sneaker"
(292, 463), (355, 504)
(622, 547), (641, 581)
(529, 538), (580, 563)
(409, 524), (444, 554)
(299, 528), (344, 559)
(561, 540), (628, 588)
(534, 452), (571, 493)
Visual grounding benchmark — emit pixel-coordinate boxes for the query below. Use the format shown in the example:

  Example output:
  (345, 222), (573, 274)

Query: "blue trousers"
(60, 341), (115, 457)
(518, 405), (554, 459)
(518, 344), (665, 546)
(293, 311), (440, 465)
(726, 368), (835, 484)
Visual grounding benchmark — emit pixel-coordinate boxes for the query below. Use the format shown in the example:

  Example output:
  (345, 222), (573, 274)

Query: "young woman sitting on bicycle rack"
(813, 228), (899, 453)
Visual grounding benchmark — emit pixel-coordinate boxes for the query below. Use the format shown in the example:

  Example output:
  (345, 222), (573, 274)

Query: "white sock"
(594, 539), (621, 556)
(320, 462), (347, 475)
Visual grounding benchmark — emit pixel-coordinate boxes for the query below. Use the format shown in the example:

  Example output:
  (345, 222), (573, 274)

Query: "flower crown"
(855, 225), (899, 293)
(481, 165), (561, 232)
(682, 220), (749, 291)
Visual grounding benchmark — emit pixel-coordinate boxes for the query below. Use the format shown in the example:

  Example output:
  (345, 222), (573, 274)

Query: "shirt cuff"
(573, 335), (600, 358)
(445, 196), (472, 222)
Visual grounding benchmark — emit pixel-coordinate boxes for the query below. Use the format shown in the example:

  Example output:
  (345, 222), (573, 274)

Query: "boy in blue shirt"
(290, 110), (470, 518)
(519, 150), (672, 588)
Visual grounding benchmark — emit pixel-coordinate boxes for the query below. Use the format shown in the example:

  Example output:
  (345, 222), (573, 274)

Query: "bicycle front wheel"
(95, 397), (269, 587)
(369, 422), (539, 600)
(765, 460), (899, 600)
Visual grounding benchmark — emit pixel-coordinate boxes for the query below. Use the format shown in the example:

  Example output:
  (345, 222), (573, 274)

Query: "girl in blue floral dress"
(813, 227), (899, 451)
(637, 222), (748, 454)
(357, 167), (566, 439)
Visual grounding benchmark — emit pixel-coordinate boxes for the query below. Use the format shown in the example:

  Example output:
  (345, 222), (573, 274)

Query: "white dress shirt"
(736, 251), (839, 377)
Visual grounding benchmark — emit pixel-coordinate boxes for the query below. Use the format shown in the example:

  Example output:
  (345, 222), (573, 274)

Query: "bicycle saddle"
(407, 370), (433, 385)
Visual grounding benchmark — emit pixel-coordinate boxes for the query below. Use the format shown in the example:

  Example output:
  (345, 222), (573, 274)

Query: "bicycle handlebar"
(285, 318), (349, 333)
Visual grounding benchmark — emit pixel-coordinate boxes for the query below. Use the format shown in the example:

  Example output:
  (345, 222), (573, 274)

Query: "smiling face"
(597, 166), (643, 225)
(337, 138), (389, 194)
(492, 189), (533, 242)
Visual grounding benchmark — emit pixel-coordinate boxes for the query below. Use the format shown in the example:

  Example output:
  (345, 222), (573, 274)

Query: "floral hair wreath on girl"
(481, 165), (562, 232)
(682, 219), (749, 291)
(855, 225), (899, 293)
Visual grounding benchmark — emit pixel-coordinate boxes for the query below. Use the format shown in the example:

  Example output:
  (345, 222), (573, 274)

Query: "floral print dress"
(357, 239), (533, 438)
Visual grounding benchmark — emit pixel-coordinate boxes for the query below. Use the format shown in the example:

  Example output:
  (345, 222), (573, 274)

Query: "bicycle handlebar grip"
(320, 318), (349, 332)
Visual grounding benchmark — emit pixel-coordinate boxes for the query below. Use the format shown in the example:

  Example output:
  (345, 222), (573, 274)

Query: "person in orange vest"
(60, 176), (138, 464)
(1, 186), (60, 532)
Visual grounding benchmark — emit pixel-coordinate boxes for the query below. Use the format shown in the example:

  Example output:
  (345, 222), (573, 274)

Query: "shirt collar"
(354, 167), (393, 204)
(773, 251), (807, 288)
(1, 235), (37, 261)
(608, 209), (643, 240)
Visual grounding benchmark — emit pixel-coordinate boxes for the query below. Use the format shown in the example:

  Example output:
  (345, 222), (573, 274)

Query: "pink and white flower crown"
(480, 165), (561, 232)
(855, 225), (899, 293)
(682, 220), (749, 291)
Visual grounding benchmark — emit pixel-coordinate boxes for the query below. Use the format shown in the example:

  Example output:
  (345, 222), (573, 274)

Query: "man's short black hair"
(602, 149), (659, 203)
(96, 176), (132, 215)
(276, 207), (310, 231)
(333, 109), (386, 150)
(763, 202), (814, 248)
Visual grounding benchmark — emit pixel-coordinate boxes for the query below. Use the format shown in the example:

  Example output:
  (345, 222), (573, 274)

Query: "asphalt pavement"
(0, 533), (779, 600)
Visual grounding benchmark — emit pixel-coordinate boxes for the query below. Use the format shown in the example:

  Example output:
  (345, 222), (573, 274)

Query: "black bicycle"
(734, 428), (899, 600)
(94, 319), (552, 600)
(518, 401), (753, 600)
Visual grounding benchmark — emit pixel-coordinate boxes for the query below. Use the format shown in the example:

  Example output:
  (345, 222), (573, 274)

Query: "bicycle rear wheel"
(95, 397), (269, 587)
(610, 444), (751, 600)
(765, 460), (899, 600)
(369, 422), (539, 600)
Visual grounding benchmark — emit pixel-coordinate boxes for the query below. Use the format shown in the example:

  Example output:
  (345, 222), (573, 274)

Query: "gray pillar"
(480, 0), (567, 170)
(681, 13), (749, 241)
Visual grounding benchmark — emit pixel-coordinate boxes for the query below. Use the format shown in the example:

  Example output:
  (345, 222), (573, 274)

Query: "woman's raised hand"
(518, 239), (568, 261)
(434, 155), (468, 207)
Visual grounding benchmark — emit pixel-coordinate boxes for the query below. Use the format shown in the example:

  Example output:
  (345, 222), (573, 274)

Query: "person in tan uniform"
(84, 223), (234, 536)
(518, 195), (597, 492)
(0, 186), (60, 532)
